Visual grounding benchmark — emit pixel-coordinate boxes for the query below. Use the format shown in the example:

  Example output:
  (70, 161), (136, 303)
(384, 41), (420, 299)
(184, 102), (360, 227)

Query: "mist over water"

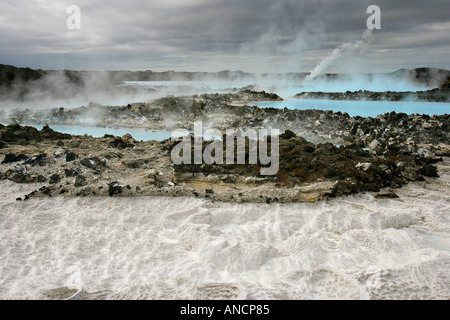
(0, 65), (437, 115)
(0, 73), (443, 138)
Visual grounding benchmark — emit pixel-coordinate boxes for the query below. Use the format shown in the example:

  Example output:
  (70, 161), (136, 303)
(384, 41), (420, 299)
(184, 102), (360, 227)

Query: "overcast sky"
(0, 0), (449, 73)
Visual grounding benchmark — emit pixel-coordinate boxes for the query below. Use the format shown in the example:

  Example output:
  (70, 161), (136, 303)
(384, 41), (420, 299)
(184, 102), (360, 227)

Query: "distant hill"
(0, 64), (254, 84)
(1, 64), (449, 101)
(391, 67), (450, 88)
(2, 64), (449, 87)
(0, 65), (87, 100)
(0, 64), (47, 87)
(392, 67), (450, 77)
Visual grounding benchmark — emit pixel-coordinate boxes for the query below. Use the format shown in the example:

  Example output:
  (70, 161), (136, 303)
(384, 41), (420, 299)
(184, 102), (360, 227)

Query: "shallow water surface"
(21, 124), (174, 141)
(253, 99), (450, 117)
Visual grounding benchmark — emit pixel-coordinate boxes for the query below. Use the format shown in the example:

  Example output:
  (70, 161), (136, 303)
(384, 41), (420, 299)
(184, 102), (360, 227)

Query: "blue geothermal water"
(23, 125), (174, 141)
(252, 99), (450, 117)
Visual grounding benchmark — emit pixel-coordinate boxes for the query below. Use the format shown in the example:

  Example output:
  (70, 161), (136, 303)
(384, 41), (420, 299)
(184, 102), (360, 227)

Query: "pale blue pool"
(24, 125), (221, 141)
(252, 99), (450, 117)
(25, 125), (174, 141)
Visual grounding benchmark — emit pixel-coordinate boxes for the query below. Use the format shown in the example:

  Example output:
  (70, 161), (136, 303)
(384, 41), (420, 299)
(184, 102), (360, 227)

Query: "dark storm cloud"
(0, 0), (449, 72)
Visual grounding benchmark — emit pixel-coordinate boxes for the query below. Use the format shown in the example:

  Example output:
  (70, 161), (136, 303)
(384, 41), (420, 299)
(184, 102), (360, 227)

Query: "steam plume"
(304, 30), (374, 82)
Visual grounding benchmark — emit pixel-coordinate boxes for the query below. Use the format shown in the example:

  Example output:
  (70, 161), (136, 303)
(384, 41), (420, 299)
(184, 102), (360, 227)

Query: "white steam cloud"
(305, 30), (374, 82)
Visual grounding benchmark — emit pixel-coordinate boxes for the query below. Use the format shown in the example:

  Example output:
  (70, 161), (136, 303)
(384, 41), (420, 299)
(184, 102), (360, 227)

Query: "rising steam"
(304, 30), (374, 82)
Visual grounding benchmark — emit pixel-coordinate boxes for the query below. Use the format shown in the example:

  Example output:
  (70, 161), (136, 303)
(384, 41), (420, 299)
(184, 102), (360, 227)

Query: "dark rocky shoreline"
(1, 90), (448, 203)
(295, 87), (450, 103)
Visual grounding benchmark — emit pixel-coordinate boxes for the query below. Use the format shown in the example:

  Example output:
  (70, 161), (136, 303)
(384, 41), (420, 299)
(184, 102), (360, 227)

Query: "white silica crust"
(0, 159), (449, 300)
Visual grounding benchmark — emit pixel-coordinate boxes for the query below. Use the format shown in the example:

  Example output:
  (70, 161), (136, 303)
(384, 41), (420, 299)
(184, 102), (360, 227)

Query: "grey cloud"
(0, 0), (449, 72)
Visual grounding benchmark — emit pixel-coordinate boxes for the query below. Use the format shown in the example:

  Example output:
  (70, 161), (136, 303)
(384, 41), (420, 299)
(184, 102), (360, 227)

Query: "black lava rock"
(39, 186), (52, 196)
(65, 152), (76, 162)
(419, 165), (439, 177)
(108, 181), (122, 196)
(280, 130), (297, 140)
(49, 174), (61, 184)
(74, 175), (86, 187)
(65, 169), (77, 177)
(375, 192), (399, 199)
(109, 137), (134, 149)
(80, 157), (105, 169)
(25, 154), (47, 166)
(1, 152), (28, 164)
